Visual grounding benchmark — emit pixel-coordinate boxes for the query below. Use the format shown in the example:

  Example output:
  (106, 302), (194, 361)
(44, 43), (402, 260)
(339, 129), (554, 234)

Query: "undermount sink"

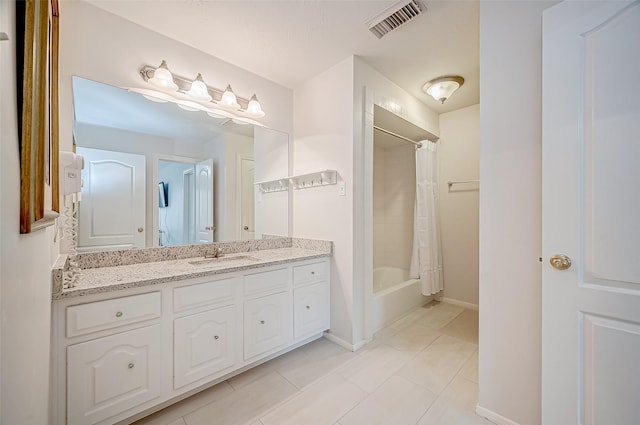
(188, 255), (260, 266)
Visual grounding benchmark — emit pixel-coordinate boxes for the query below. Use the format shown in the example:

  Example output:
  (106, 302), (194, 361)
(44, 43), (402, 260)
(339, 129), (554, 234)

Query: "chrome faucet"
(204, 247), (223, 259)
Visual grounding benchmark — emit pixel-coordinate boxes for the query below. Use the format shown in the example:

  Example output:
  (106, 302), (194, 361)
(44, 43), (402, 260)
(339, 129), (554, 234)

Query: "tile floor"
(132, 301), (493, 425)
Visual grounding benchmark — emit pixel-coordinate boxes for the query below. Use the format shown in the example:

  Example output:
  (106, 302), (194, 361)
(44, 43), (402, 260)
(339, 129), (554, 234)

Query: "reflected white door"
(240, 158), (255, 240)
(195, 159), (214, 243)
(542, 2), (640, 424)
(77, 147), (145, 250)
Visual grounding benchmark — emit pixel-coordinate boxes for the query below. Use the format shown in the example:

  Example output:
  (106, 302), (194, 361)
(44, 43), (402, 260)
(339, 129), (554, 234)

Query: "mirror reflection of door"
(240, 157), (255, 240)
(77, 147), (146, 251)
(196, 159), (214, 244)
(157, 158), (214, 247)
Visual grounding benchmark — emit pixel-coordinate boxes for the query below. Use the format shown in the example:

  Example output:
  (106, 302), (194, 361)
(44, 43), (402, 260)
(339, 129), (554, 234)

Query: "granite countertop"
(52, 238), (332, 300)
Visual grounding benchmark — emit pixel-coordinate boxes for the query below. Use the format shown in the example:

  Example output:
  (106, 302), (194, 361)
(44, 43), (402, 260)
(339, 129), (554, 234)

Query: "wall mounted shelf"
(255, 170), (337, 193)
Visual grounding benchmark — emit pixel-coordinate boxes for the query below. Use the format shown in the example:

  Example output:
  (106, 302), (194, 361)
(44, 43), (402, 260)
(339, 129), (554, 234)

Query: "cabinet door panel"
(294, 282), (330, 338)
(174, 305), (236, 389)
(244, 292), (291, 359)
(67, 325), (161, 425)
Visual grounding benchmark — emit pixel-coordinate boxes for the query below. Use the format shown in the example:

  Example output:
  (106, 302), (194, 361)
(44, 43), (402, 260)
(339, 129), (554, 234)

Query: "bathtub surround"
(410, 142), (444, 296)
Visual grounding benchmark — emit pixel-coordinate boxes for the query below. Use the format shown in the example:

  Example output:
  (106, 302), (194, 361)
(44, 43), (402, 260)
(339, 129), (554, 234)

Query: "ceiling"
(85, 0), (479, 114)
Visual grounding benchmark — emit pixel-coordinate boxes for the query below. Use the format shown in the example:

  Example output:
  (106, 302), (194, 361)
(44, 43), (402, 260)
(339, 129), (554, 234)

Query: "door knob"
(205, 226), (215, 231)
(549, 254), (572, 270)
(137, 227), (144, 233)
(244, 226), (249, 231)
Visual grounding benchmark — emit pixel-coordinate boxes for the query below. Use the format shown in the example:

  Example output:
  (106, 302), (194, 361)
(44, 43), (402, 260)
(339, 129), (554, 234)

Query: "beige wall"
(478, 2), (555, 424)
(438, 104), (480, 307)
(0, 1), (57, 423)
(373, 144), (415, 271)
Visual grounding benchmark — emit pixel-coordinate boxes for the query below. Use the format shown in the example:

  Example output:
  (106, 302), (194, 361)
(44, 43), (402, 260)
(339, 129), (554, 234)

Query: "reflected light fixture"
(219, 84), (240, 109)
(186, 73), (212, 102)
(246, 94), (265, 118)
(422, 76), (464, 104)
(148, 60), (178, 92)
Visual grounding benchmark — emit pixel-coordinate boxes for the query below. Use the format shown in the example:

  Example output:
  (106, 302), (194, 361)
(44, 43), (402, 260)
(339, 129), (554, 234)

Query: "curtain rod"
(373, 125), (423, 148)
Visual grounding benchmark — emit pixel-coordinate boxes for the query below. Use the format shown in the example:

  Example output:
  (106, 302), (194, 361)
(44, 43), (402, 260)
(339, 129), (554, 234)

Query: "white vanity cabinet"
(52, 257), (330, 425)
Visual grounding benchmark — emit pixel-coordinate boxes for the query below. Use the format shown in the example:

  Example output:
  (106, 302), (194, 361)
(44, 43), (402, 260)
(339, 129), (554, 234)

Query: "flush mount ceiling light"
(148, 60), (178, 92)
(422, 76), (465, 104)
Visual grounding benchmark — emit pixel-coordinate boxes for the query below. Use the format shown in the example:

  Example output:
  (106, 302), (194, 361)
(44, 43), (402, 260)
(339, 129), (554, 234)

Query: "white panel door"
(240, 158), (255, 240)
(542, 2), (640, 424)
(195, 159), (214, 243)
(77, 147), (145, 250)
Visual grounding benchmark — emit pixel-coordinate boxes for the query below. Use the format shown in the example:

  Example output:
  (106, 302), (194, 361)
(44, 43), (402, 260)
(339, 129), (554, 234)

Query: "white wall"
(373, 144), (416, 271)
(0, 1), (56, 422)
(478, 2), (554, 424)
(438, 104), (480, 307)
(293, 57), (356, 345)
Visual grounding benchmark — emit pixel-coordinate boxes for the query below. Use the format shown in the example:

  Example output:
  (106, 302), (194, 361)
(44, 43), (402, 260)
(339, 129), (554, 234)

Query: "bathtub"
(373, 267), (431, 332)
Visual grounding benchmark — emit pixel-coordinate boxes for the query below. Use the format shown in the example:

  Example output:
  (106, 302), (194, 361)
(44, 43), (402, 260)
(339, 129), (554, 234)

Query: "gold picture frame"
(19, 0), (60, 233)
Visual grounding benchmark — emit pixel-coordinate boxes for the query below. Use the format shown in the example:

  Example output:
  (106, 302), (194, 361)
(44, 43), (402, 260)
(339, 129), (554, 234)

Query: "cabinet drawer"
(66, 292), (161, 338)
(173, 277), (236, 312)
(67, 325), (161, 425)
(293, 260), (327, 286)
(174, 305), (237, 389)
(244, 292), (292, 359)
(294, 282), (330, 338)
(244, 267), (290, 297)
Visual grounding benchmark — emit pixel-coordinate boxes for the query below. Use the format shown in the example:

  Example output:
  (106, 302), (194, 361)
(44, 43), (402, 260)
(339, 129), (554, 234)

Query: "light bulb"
(186, 73), (212, 102)
(219, 84), (240, 109)
(246, 94), (265, 117)
(148, 60), (178, 92)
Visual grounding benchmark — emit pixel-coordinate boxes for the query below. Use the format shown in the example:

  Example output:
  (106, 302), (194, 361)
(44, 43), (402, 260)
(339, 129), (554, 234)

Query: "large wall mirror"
(71, 76), (289, 252)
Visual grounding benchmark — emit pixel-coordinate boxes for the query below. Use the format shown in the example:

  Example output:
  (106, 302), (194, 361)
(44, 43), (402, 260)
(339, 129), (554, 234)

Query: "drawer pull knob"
(214, 335), (219, 340)
(260, 320), (265, 324)
(115, 311), (123, 318)
(306, 305), (311, 309)
(128, 363), (135, 369)
(311, 271), (315, 275)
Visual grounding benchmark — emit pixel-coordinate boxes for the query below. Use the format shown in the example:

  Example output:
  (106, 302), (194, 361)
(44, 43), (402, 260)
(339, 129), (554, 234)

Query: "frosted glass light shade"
(219, 85), (240, 109)
(186, 73), (212, 102)
(246, 94), (265, 117)
(422, 76), (464, 104)
(148, 60), (178, 92)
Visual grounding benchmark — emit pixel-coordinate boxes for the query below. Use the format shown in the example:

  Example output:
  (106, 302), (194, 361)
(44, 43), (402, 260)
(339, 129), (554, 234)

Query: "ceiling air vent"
(367, 0), (424, 39)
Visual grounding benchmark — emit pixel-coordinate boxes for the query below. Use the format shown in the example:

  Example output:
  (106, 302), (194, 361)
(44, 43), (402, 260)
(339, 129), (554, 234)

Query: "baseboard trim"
(322, 332), (367, 352)
(442, 297), (479, 311)
(476, 405), (521, 425)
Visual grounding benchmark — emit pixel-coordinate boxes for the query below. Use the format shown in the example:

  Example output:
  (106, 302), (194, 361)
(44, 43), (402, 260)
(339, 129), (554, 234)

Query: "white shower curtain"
(409, 142), (444, 296)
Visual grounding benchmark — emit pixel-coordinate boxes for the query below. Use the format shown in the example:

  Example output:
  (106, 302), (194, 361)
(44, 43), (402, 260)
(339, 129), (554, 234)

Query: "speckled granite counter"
(52, 237), (331, 300)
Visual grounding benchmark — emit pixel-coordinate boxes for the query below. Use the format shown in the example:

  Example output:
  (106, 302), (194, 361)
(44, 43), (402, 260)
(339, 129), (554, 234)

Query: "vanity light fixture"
(186, 73), (212, 102)
(148, 60), (178, 92)
(246, 94), (265, 118)
(134, 63), (267, 125)
(219, 85), (240, 110)
(422, 75), (464, 104)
